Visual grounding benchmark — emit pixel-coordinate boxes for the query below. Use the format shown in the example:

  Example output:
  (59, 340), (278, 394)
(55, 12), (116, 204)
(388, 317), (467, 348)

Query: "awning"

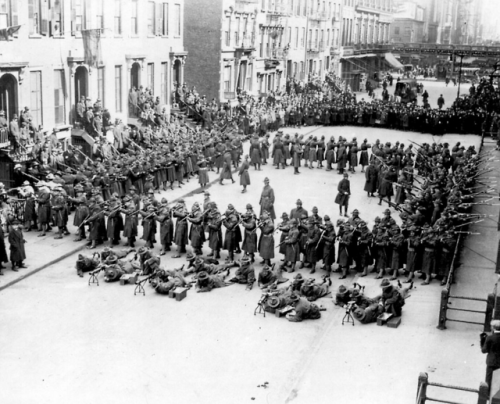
(342, 53), (377, 59)
(460, 67), (480, 72)
(384, 52), (404, 69)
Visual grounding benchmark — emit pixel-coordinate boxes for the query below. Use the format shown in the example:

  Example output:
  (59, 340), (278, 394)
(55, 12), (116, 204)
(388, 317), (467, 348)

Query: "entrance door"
(0, 73), (18, 123)
(287, 60), (292, 77)
(131, 62), (141, 89)
(173, 60), (181, 85)
(74, 66), (88, 107)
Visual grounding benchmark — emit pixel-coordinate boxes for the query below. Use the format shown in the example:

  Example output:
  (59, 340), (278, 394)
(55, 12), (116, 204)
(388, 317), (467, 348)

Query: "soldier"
(378, 278), (405, 317)
(335, 173), (351, 217)
(420, 227), (438, 285)
(272, 133), (286, 169)
(238, 155), (251, 193)
(319, 217), (336, 274)
(337, 223), (354, 279)
(300, 277), (332, 301)
(86, 198), (106, 249)
(51, 186), (68, 239)
(290, 199), (308, 220)
(156, 198), (174, 255)
(437, 229), (456, 286)
(172, 199), (189, 258)
(140, 204), (157, 248)
(229, 256), (256, 290)
(207, 204), (223, 259)
(219, 148), (235, 185)
(257, 264), (285, 290)
(187, 202), (205, 256)
(36, 183), (51, 237)
(223, 206), (239, 264)
(364, 160), (378, 197)
(404, 226), (421, 283)
(301, 217), (321, 274)
(389, 226), (405, 280)
(195, 270), (229, 293)
(257, 210), (275, 267)
(69, 184), (89, 241)
(259, 177), (276, 220)
(374, 224), (390, 279)
(105, 194), (124, 246)
(121, 196), (139, 247)
(286, 294), (322, 322)
(8, 220), (26, 271)
(292, 141), (302, 175)
(282, 218), (301, 273)
(357, 221), (373, 277)
(241, 204), (258, 263)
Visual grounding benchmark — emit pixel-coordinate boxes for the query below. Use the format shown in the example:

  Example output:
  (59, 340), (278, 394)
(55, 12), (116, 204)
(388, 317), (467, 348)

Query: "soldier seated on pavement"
(334, 284), (355, 307)
(376, 278), (405, 317)
(299, 276), (332, 302)
(229, 255), (256, 290)
(286, 293), (322, 322)
(195, 270), (230, 293)
(352, 302), (385, 324)
(75, 253), (100, 277)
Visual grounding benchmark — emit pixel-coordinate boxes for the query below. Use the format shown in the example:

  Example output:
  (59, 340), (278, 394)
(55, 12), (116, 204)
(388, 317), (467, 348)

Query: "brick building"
(184, 0), (342, 104)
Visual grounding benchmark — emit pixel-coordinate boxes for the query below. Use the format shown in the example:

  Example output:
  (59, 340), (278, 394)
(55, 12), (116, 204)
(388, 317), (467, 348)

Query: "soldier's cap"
(336, 219), (345, 226)
(351, 289), (361, 299)
(148, 189), (154, 194)
(198, 271), (208, 280)
(384, 209), (391, 215)
(22, 180), (30, 186)
(178, 198), (185, 203)
(148, 205), (155, 211)
(353, 307), (366, 321)
(294, 273), (303, 280)
(204, 191), (210, 196)
(288, 218), (297, 225)
(338, 285), (348, 295)
(160, 198), (168, 204)
(195, 257), (204, 265)
(359, 221), (367, 227)
(289, 293), (300, 302)
(46, 173), (54, 180)
(281, 212), (288, 218)
(262, 265), (271, 272)
(343, 173), (348, 177)
(246, 203), (253, 209)
(137, 247), (149, 254)
(352, 209), (359, 214)
(296, 199), (302, 205)
(267, 296), (281, 309)
(240, 256), (251, 264)
(186, 252), (195, 260)
(264, 177), (269, 182)
(129, 185), (137, 191)
(380, 279), (392, 289)
(409, 226), (417, 232)
(77, 254), (84, 261)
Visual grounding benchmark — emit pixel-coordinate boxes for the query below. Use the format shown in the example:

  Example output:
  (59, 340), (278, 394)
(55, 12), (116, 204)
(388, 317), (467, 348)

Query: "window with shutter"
(85, 0), (91, 31)
(28, 0), (35, 34)
(41, 0), (48, 35)
(156, 2), (161, 36)
(163, 3), (169, 36)
(11, 0), (18, 26)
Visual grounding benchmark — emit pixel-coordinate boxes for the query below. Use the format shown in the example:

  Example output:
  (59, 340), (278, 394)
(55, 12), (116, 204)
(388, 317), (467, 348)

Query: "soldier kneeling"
(229, 256), (256, 290)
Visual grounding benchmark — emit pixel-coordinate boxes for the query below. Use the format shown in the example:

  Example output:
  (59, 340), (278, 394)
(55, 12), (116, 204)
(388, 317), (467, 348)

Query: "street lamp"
(454, 52), (466, 104)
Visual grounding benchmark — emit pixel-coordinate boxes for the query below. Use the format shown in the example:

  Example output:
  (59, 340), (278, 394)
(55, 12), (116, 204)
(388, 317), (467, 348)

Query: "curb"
(0, 243), (88, 293)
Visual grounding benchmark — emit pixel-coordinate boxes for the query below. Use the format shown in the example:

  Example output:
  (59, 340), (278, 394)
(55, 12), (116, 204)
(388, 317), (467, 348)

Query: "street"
(0, 124), (485, 404)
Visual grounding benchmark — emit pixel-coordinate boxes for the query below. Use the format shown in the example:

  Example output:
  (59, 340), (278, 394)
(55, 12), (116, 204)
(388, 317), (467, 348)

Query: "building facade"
(390, 1), (425, 43)
(0, 0), (186, 140)
(184, 0), (342, 104)
(337, 0), (394, 91)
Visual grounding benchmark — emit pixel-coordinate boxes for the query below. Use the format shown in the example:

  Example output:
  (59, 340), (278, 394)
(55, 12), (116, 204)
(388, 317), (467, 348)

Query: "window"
(224, 66), (231, 91)
(72, 0), (85, 34)
(95, 0), (104, 30)
(235, 16), (240, 46)
(246, 63), (252, 91)
(28, 0), (42, 35)
(50, 0), (63, 36)
(115, 66), (122, 113)
(301, 27), (305, 46)
(147, 1), (155, 35)
(294, 27), (298, 47)
(287, 27), (291, 44)
(394, 26), (400, 35)
(131, 0), (138, 35)
(97, 67), (105, 107)
(30, 71), (43, 127)
(53, 70), (65, 125)
(174, 4), (180, 36)
(147, 63), (154, 91)
(224, 17), (230, 46)
(162, 3), (169, 35)
(160, 62), (168, 104)
(0, 0), (18, 29)
(114, 0), (121, 34)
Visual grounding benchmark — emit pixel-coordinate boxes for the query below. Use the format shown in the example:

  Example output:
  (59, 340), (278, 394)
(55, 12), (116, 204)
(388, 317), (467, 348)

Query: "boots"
(287, 262), (296, 273)
(276, 266), (288, 283)
(339, 266), (347, 279)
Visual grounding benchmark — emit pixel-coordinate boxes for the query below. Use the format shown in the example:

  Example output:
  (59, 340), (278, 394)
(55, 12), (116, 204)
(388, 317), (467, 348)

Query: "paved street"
(0, 125), (487, 404)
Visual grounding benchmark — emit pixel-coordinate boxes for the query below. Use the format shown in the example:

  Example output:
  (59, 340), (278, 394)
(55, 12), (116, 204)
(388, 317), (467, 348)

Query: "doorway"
(130, 62), (141, 89)
(173, 60), (182, 85)
(0, 73), (18, 123)
(74, 66), (88, 107)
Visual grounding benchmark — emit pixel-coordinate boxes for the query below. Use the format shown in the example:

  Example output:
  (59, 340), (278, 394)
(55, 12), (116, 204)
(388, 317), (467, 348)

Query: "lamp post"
(455, 52), (465, 104)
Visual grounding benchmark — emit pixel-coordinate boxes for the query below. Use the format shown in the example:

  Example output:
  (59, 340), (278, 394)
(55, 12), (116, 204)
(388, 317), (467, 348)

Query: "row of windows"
(0, 0), (181, 38)
(23, 61), (171, 127)
(261, 0), (341, 19)
(341, 17), (388, 45)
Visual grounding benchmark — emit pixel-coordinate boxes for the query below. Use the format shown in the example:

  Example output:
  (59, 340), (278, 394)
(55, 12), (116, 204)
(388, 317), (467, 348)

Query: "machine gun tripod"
(342, 301), (356, 326)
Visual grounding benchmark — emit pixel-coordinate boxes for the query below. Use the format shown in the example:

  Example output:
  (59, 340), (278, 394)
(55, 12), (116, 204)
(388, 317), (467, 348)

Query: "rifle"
(315, 229), (326, 250)
(134, 271), (160, 296)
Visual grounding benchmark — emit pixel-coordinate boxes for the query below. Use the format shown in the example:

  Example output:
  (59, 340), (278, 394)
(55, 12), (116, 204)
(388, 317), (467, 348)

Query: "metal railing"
(307, 41), (319, 53)
(416, 372), (488, 404)
(224, 91), (236, 100)
(238, 35), (255, 49)
(271, 47), (287, 59)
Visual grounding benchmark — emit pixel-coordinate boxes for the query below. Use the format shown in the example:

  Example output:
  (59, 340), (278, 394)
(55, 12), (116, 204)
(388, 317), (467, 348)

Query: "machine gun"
(134, 271), (159, 296)
(88, 264), (108, 286)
